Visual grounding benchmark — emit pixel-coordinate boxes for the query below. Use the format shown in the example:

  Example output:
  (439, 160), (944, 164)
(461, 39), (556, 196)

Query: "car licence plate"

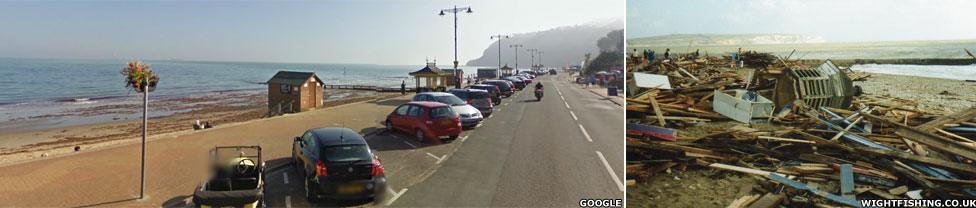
(337, 183), (365, 194)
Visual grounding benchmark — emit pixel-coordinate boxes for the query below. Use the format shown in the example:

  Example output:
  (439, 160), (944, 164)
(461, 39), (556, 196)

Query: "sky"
(627, 0), (976, 42)
(0, 0), (623, 65)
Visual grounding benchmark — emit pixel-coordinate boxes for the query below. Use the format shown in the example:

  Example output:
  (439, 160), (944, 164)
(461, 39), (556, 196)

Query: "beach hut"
(409, 62), (453, 92)
(266, 71), (324, 114)
(500, 65), (514, 76)
(441, 68), (463, 87)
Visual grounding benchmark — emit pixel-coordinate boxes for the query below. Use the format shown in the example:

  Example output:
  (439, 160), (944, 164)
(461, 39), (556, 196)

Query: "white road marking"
(460, 135), (469, 142)
(570, 111), (578, 121)
(564, 102), (571, 109)
(504, 103), (509, 106)
(385, 188), (408, 206)
(560, 95), (565, 100)
(596, 151), (625, 192)
(403, 141), (419, 149)
(285, 196), (292, 208)
(579, 124), (592, 142)
(426, 152), (445, 163)
(283, 172), (289, 184)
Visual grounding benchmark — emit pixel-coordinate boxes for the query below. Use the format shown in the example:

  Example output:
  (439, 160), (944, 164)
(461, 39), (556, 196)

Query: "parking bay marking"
(283, 172), (289, 184)
(596, 151), (625, 192)
(403, 141), (419, 149)
(579, 124), (592, 142)
(564, 102), (571, 109)
(426, 152), (446, 164)
(285, 196), (292, 208)
(570, 111), (578, 121)
(385, 188), (408, 206)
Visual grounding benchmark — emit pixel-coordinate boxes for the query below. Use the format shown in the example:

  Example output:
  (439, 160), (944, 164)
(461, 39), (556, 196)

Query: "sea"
(0, 57), (494, 132)
(850, 64), (976, 81)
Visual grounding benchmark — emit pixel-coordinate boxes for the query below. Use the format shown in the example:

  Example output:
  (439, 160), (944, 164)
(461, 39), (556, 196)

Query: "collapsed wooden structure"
(626, 51), (976, 207)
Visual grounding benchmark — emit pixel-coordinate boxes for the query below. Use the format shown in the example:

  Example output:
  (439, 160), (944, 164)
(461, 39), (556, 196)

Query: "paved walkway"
(0, 96), (410, 207)
(582, 86), (625, 107)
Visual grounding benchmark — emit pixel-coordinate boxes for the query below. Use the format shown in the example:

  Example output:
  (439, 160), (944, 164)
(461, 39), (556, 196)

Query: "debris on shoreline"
(626, 51), (976, 207)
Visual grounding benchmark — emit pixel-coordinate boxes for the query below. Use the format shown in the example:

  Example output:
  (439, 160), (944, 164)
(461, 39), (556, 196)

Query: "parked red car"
(385, 101), (461, 142)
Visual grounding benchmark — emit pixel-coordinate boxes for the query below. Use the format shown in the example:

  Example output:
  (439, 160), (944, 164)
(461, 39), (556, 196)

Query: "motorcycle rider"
(535, 82), (543, 90)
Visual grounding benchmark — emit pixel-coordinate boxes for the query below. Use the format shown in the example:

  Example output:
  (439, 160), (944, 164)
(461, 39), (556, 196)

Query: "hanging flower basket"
(121, 61), (160, 93)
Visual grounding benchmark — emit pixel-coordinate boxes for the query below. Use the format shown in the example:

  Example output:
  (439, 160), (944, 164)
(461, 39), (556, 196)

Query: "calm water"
(850, 64), (976, 80)
(0, 58), (491, 105)
(0, 57), (491, 131)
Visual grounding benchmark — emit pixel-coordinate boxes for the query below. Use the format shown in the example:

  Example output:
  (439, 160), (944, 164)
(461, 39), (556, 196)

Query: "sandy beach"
(0, 89), (401, 165)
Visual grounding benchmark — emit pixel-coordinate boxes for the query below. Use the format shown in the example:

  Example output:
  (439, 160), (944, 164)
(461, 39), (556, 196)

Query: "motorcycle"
(534, 88), (544, 101)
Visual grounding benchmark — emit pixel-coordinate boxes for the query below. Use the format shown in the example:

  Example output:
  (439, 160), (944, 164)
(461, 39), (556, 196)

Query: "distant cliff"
(466, 19), (623, 68)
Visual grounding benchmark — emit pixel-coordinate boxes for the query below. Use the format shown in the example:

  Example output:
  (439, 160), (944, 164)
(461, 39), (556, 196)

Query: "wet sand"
(0, 89), (401, 165)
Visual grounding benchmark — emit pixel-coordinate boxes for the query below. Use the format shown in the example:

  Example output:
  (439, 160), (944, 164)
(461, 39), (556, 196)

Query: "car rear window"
(473, 86), (496, 92)
(451, 92), (469, 99)
(468, 91), (488, 99)
(430, 106), (457, 119)
(322, 144), (371, 162)
(489, 82), (511, 90)
(433, 95), (466, 106)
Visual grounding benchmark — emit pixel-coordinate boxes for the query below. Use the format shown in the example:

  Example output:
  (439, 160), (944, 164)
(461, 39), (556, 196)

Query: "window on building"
(280, 84), (292, 94)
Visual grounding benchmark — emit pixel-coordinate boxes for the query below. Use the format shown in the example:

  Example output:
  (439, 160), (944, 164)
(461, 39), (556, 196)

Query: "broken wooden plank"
(626, 123), (677, 141)
(757, 136), (816, 144)
(862, 113), (976, 161)
(851, 145), (976, 175)
(745, 193), (784, 208)
(916, 107), (976, 131)
(649, 93), (667, 126)
(767, 173), (861, 207)
(840, 164), (855, 200)
(727, 194), (762, 208)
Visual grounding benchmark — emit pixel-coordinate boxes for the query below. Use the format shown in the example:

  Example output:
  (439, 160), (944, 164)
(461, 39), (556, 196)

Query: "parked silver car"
(412, 92), (483, 128)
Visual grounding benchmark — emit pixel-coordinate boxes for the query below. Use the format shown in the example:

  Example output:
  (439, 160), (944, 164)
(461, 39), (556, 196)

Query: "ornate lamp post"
(439, 6), (473, 89)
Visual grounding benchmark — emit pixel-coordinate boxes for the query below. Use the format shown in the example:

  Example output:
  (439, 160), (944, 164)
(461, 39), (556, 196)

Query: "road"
(0, 73), (623, 207)
(392, 73), (625, 206)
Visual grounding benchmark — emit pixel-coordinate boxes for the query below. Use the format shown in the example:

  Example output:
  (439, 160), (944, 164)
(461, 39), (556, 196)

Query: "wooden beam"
(862, 113), (976, 161)
(649, 92), (667, 126)
(917, 107), (976, 131)
(852, 146), (976, 175)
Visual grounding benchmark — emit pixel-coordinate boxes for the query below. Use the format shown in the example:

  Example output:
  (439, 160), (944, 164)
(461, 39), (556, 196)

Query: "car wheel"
(385, 120), (394, 132)
(415, 129), (425, 143)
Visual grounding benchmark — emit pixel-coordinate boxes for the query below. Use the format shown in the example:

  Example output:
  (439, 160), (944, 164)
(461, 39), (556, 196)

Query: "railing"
(323, 84), (416, 92)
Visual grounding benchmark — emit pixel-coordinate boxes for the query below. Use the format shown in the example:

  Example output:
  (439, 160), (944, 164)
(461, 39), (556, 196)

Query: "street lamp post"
(509, 44), (523, 74)
(537, 51), (544, 68)
(439, 5), (472, 89)
(490, 34), (509, 75)
(527, 48), (538, 69)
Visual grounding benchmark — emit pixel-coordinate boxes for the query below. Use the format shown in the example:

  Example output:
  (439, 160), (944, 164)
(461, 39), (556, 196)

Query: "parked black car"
(482, 80), (514, 97)
(292, 128), (386, 202)
(502, 77), (526, 90)
(468, 84), (502, 105)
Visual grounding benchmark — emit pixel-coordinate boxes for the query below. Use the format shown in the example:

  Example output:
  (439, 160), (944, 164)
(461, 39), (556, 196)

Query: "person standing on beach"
(400, 80), (406, 95)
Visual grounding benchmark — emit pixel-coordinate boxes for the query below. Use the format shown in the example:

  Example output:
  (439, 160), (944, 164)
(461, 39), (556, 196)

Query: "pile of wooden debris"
(626, 52), (976, 207)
